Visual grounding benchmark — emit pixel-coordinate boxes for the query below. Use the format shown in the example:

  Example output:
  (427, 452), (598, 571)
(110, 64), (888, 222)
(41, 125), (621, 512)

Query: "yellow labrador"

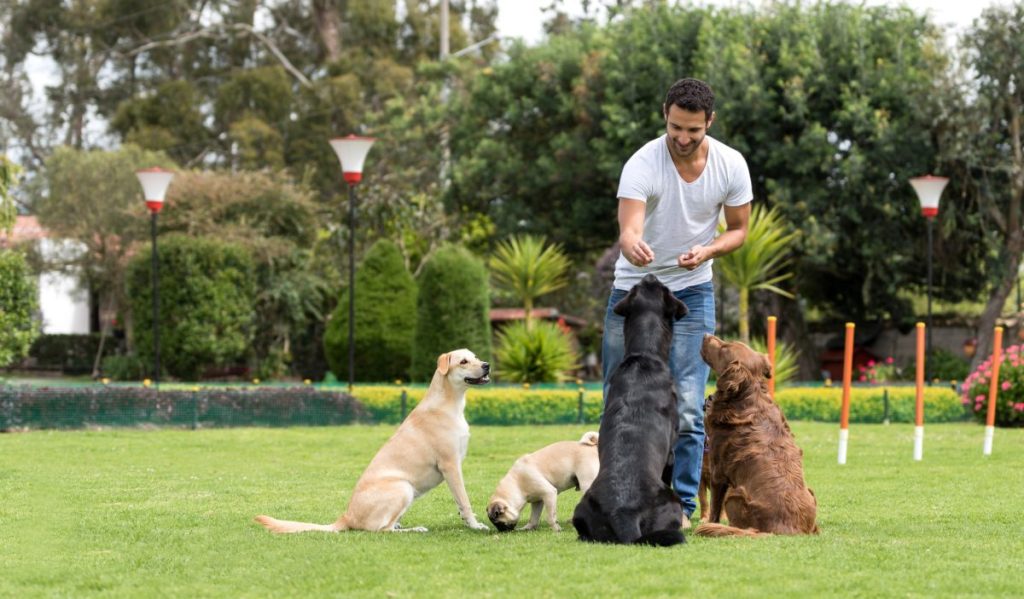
(487, 432), (600, 532)
(255, 349), (491, 533)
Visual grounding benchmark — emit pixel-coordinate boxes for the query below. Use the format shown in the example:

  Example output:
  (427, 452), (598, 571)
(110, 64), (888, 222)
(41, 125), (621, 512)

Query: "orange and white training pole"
(983, 326), (1004, 456)
(838, 322), (855, 465)
(913, 322), (926, 461)
(767, 316), (777, 400)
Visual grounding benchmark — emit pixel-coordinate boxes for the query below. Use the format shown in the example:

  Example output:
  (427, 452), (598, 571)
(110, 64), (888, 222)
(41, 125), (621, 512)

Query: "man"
(602, 78), (752, 527)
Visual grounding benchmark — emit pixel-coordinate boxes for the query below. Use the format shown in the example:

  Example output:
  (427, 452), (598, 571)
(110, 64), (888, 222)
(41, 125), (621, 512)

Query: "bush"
(411, 244), (492, 381)
(127, 235), (256, 380)
(493, 320), (579, 383)
(0, 250), (39, 368)
(905, 348), (970, 382)
(961, 344), (1024, 427)
(101, 354), (149, 381)
(26, 334), (127, 374)
(0, 385), (366, 430)
(323, 239), (417, 382)
(749, 337), (799, 387)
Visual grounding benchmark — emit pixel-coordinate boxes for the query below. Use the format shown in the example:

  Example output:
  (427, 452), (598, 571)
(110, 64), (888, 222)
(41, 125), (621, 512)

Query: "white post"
(838, 428), (849, 465)
(983, 425), (995, 456)
(913, 426), (924, 461)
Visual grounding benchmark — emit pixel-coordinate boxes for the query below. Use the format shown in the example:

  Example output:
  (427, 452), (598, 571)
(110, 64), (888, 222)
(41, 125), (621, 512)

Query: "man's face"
(664, 104), (713, 158)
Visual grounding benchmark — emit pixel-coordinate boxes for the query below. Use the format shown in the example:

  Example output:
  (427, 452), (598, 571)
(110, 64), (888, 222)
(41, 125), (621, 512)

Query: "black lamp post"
(909, 174), (949, 378)
(135, 168), (174, 387)
(329, 135), (376, 392)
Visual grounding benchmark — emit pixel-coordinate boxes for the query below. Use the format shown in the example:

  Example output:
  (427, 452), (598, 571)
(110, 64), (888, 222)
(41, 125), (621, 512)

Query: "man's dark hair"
(664, 78), (715, 121)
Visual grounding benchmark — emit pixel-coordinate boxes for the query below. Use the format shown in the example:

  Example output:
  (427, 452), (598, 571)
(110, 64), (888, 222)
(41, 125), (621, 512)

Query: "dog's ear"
(664, 287), (688, 320)
(762, 354), (773, 380)
(612, 291), (633, 317)
(436, 352), (451, 375)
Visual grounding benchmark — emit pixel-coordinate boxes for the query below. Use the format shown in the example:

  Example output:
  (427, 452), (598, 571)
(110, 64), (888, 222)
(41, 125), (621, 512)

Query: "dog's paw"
(407, 526), (429, 533)
(467, 521), (489, 531)
(551, 523), (562, 532)
(522, 523), (537, 531)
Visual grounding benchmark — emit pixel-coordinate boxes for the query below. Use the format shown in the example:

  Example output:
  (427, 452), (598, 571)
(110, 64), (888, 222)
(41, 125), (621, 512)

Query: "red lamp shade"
(329, 135), (376, 185)
(136, 168), (174, 213)
(909, 175), (949, 219)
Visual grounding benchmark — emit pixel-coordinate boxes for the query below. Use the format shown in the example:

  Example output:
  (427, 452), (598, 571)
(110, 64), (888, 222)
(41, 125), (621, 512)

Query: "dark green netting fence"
(0, 385), (366, 431)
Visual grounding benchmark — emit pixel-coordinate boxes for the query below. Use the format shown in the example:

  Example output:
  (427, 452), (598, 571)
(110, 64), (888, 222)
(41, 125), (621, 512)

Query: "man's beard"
(670, 136), (703, 158)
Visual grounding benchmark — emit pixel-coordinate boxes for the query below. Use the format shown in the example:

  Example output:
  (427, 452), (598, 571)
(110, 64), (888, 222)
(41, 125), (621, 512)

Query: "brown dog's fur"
(695, 335), (819, 537)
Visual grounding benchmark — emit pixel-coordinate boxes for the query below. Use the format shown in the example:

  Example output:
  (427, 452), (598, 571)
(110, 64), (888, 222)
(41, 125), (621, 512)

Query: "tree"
(489, 234), (571, 329)
(156, 169), (333, 379)
(0, 249), (39, 369)
(1, 155), (20, 232)
(411, 244), (492, 381)
(126, 234), (255, 381)
(714, 205), (798, 343)
(941, 3), (1024, 371)
(323, 239), (417, 382)
(32, 145), (175, 373)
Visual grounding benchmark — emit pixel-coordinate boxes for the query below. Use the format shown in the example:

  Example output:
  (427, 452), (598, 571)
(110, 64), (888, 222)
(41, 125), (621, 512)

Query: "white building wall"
(36, 238), (90, 334)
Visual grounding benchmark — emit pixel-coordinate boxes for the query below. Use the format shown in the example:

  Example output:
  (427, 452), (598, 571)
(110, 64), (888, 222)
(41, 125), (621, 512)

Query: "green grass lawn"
(2, 422), (1021, 598)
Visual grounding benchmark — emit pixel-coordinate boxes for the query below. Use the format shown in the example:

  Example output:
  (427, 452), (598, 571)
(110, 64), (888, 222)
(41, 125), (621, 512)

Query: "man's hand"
(623, 239), (655, 267)
(678, 244), (714, 270)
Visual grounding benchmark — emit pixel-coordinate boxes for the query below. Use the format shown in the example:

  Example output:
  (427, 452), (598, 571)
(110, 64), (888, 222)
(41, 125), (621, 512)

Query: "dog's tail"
(578, 431), (599, 446)
(693, 522), (768, 537)
(634, 529), (686, 547)
(254, 514), (349, 534)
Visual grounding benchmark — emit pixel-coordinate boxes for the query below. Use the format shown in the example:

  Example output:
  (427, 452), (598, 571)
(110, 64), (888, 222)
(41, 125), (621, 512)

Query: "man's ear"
(706, 111), (716, 130)
(436, 352), (451, 375)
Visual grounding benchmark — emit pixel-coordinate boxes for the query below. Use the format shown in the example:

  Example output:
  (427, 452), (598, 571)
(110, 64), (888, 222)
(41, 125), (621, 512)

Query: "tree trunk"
(313, 0), (343, 63)
(971, 232), (1024, 372)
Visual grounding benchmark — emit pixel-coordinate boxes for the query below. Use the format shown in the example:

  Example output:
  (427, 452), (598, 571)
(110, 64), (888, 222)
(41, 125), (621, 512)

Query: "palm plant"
(749, 337), (800, 388)
(715, 205), (799, 343)
(489, 234), (571, 329)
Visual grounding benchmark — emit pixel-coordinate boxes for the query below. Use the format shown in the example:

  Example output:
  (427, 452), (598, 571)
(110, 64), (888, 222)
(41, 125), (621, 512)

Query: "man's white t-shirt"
(614, 134), (753, 292)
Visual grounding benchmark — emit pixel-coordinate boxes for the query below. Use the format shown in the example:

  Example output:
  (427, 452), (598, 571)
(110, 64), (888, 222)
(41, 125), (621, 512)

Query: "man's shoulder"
(708, 135), (746, 161)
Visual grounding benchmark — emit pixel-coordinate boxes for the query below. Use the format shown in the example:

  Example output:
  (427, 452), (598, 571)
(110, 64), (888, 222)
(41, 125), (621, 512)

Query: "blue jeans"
(601, 281), (715, 517)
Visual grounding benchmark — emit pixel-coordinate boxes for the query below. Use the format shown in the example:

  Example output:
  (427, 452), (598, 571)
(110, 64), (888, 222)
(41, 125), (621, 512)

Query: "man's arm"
(618, 198), (654, 266)
(677, 202), (751, 271)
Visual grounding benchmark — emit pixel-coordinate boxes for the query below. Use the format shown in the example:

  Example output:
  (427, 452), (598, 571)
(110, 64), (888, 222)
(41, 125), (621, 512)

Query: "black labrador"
(572, 274), (688, 546)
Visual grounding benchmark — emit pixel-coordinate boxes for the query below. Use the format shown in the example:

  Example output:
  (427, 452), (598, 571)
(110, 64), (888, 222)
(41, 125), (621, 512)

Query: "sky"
(493, 0), (1002, 45)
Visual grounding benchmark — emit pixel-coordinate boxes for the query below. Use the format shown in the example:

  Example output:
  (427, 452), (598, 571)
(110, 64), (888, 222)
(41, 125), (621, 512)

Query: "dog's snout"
(482, 362), (490, 373)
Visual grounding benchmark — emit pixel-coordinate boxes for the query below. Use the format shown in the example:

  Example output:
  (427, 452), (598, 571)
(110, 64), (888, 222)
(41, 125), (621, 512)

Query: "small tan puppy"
(255, 349), (491, 533)
(487, 431), (599, 532)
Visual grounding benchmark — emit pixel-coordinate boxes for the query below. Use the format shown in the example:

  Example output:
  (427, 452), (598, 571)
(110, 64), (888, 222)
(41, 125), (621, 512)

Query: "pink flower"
(1014, 403), (1024, 412)
(858, 375), (867, 382)
(867, 360), (876, 367)
(1002, 381), (1012, 391)
(886, 356), (894, 364)
(975, 395), (985, 403)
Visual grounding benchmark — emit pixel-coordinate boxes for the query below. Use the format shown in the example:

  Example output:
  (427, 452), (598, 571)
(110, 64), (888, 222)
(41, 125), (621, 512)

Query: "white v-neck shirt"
(614, 134), (752, 292)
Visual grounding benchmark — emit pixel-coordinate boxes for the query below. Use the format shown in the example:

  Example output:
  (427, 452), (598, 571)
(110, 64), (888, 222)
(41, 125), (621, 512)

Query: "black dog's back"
(573, 275), (687, 547)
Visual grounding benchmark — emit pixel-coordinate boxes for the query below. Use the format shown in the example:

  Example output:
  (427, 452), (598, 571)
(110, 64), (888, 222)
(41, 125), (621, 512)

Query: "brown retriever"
(695, 334), (819, 537)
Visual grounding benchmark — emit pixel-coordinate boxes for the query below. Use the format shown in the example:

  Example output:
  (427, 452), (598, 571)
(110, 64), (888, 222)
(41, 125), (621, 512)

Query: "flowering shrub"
(961, 344), (1024, 427)
(857, 356), (901, 383)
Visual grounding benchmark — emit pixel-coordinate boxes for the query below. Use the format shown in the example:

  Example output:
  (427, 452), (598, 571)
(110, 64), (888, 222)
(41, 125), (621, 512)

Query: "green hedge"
(346, 384), (969, 425)
(773, 386), (968, 424)
(26, 334), (127, 374)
